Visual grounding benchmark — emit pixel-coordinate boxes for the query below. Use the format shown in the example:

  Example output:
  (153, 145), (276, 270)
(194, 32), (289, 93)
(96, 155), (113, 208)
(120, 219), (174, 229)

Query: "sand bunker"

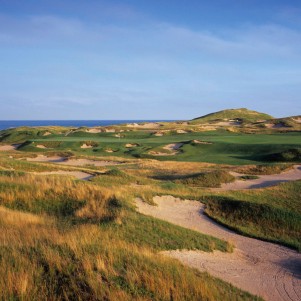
(136, 196), (301, 301)
(126, 122), (161, 129)
(26, 155), (121, 167)
(0, 144), (20, 151)
(176, 129), (187, 134)
(42, 131), (52, 136)
(26, 155), (65, 163)
(33, 171), (93, 180)
(150, 143), (183, 156)
(192, 140), (212, 145)
(81, 143), (93, 149)
(59, 158), (121, 167)
(86, 128), (102, 133)
(36, 144), (47, 149)
(215, 165), (301, 191)
(125, 143), (138, 148)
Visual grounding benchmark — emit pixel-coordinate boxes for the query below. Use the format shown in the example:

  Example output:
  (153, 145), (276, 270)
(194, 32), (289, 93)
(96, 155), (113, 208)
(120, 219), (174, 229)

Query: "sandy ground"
(26, 155), (65, 162)
(86, 128), (102, 133)
(0, 144), (20, 151)
(149, 143), (183, 156)
(81, 143), (93, 149)
(216, 165), (301, 191)
(136, 196), (301, 301)
(26, 155), (121, 166)
(58, 158), (121, 167)
(33, 171), (94, 180)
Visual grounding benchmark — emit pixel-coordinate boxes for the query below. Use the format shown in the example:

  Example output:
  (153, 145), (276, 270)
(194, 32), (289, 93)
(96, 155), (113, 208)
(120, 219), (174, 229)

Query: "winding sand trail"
(216, 165), (301, 190)
(136, 196), (301, 301)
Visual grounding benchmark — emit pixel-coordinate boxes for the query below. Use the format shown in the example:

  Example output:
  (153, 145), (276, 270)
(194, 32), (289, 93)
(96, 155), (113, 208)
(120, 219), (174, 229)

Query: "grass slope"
(0, 171), (260, 300)
(191, 108), (273, 123)
(204, 181), (301, 251)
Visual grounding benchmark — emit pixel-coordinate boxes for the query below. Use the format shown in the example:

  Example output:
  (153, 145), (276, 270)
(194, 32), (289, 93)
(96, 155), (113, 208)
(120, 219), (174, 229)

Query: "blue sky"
(1, 0), (301, 119)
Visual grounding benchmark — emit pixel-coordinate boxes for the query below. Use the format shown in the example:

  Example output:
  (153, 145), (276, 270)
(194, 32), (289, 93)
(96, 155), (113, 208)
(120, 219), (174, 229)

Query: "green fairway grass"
(18, 131), (301, 165)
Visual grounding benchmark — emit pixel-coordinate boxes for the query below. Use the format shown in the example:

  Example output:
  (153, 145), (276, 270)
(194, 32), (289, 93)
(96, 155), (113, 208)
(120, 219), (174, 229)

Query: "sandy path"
(33, 171), (94, 180)
(216, 165), (301, 191)
(136, 196), (301, 301)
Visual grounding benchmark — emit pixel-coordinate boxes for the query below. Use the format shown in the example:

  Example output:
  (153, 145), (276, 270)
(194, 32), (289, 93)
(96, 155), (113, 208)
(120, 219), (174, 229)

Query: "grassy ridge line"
(191, 108), (273, 123)
(203, 180), (301, 251)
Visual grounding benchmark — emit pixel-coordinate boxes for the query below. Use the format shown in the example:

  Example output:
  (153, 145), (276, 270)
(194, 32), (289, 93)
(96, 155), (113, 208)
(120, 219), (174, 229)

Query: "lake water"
(0, 120), (173, 131)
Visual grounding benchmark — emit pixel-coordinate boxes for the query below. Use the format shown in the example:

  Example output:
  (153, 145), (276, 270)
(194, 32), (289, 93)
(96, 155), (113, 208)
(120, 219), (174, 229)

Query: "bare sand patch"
(33, 171), (93, 180)
(36, 144), (47, 149)
(126, 122), (161, 129)
(192, 140), (212, 144)
(86, 128), (102, 133)
(136, 196), (301, 301)
(81, 143), (93, 149)
(176, 129), (187, 133)
(42, 131), (52, 136)
(292, 117), (301, 123)
(149, 143), (183, 156)
(59, 158), (121, 167)
(125, 143), (138, 148)
(0, 144), (20, 151)
(215, 165), (301, 191)
(105, 128), (116, 133)
(26, 155), (65, 163)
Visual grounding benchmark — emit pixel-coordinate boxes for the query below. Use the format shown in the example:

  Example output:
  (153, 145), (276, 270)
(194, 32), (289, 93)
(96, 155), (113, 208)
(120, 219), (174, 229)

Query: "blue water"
(0, 120), (173, 131)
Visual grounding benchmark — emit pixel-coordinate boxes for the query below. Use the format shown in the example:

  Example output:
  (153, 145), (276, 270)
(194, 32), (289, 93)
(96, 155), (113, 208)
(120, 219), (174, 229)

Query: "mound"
(191, 108), (273, 124)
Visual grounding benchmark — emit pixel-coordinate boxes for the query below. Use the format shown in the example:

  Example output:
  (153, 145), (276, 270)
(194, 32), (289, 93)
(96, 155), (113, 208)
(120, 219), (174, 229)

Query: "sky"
(1, 0), (301, 120)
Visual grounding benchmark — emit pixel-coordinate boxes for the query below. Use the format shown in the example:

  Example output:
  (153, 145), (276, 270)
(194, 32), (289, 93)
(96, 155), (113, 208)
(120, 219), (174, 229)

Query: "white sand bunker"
(81, 143), (93, 149)
(127, 122), (161, 129)
(176, 129), (187, 134)
(59, 158), (122, 167)
(135, 196), (301, 301)
(153, 132), (163, 136)
(0, 144), (20, 151)
(33, 171), (93, 180)
(26, 155), (65, 163)
(86, 128), (102, 133)
(125, 143), (138, 148)
(192, 140), (212, 144)
(36, 144), (48, 149)
(42, 131), (52, 136)
(215, 165), (301, 191)
(149, 143), (183, 156)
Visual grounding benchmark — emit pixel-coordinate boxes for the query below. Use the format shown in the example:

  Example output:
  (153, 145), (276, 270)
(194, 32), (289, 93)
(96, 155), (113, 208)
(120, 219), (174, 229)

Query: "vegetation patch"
(204, 181), (301, 251)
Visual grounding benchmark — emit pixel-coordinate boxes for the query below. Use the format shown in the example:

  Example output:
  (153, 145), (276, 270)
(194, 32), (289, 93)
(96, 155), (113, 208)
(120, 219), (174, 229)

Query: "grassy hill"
(191, 108), (273, 123)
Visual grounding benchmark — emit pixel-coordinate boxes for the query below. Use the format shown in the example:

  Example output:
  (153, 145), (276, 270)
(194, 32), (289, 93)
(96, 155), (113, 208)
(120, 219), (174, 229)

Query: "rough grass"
(174, 170), (235, 187)
(235, 164), (293, 175)
(204, 181), (301, 251)
(0, 171), (258, 300)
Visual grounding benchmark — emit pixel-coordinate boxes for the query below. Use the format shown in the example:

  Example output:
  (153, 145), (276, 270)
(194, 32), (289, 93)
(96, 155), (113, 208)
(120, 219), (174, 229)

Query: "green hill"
(191, 108), (273, 123)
